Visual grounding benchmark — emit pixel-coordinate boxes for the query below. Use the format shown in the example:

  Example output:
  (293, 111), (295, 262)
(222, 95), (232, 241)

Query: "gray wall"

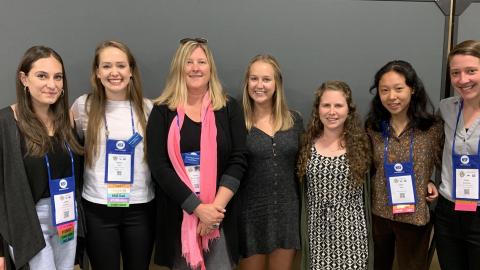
(0, 0), (446, 120)
(457, 2), (480, 42)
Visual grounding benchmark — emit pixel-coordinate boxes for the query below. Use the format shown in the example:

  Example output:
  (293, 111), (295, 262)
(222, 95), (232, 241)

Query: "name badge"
(451, 101), (479, 211)
(455, 156), (479, 200)
(49, 175), (76, 243)
(103, 105), (141, 207)
(50, 176), (76, 225)
(182, 151), (200, 194)
(105, 139), (134, 184)
(453, 155), (479, 211)
(45, 144), (77, 244)
(389, 174), (415, 204)
(385, 162), (417, 214)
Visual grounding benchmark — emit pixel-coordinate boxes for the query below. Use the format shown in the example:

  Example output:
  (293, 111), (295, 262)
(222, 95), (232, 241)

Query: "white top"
(439, 96), (480, 204)
(72, 94), (155, 204)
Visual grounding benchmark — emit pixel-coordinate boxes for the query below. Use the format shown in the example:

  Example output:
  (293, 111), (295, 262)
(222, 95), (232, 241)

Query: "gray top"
(439, 96), (480, 203)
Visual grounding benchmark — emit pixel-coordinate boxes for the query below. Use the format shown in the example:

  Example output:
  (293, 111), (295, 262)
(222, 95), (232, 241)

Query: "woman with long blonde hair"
(71, 40), (154, 270)
(147, 38), (247, 270)
(239, 54), (302, 270)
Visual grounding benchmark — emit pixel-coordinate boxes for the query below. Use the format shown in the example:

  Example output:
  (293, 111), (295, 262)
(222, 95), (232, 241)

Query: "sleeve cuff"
(181, 193), (202, 214)
(219, 174), (240, 194)
(0, 234), (4, 257)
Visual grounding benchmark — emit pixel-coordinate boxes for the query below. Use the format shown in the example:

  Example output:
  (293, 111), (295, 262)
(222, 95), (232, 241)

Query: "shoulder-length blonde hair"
(16, 45), (83, 156)
(297, 80), (370, 187)
(154, 40), (227, 110)
(84, 40), (147, 167)
(241, 54), (293, 131)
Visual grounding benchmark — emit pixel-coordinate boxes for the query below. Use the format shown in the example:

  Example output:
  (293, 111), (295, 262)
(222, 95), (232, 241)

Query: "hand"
(193, 203), (225, 225)
(197, 221), (217, 237)
(426, 182), (438, 203)
(0, 256), (5, 270)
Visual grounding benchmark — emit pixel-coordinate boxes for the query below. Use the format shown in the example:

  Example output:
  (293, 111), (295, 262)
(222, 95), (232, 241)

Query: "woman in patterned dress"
(297, 80), (372, 270)
(239, 54), (302, 270)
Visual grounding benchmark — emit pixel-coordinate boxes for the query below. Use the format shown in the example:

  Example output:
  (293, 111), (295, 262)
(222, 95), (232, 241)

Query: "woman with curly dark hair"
(365, 60), (443, 270)
(298, 80), (373, 270)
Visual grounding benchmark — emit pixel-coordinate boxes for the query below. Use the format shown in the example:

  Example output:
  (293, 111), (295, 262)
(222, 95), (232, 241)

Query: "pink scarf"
(167, 93), (219, 270)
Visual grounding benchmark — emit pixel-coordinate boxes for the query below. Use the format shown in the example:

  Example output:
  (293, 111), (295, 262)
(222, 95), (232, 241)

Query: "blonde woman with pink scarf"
(146, 38), (248, 270)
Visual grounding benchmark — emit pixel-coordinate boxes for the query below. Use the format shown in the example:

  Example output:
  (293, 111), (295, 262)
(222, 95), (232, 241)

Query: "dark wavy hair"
(365, 60), (436, 132)
(297, 80), (371, 187)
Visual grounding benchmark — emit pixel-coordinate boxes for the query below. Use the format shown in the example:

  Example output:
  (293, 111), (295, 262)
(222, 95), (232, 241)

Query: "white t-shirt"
(72, 94), (155, 204)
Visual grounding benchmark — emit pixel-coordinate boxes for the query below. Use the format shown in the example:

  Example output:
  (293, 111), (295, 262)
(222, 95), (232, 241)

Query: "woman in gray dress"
(239, 54), (302, 270)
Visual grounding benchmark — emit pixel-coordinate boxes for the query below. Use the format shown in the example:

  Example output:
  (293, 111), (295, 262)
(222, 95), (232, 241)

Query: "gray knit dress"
(239, 112), (303, 257)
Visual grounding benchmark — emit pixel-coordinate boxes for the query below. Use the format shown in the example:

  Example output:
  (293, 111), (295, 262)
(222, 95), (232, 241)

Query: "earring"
(60, 89), (64, 97)
(23, 86), (29, 94)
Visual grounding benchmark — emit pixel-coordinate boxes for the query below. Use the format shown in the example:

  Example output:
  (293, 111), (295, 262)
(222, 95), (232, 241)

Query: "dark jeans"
(435, 195), (480, 270)
(372, 214), (432, 270)
(83, 199), (155, 270)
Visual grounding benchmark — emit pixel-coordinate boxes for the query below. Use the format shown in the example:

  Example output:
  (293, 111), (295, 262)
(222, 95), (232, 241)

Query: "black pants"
(435, 196), (480, 270)
(83, 199), (155, 270)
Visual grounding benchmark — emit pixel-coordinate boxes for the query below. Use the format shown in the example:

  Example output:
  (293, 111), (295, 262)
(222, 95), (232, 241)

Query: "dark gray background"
(0, 0), (466, 120)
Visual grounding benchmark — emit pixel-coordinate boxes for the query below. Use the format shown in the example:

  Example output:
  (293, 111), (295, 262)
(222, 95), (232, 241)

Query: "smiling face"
(20, 56), (64, 110)
(96, 46), (132, 100)
(378, 71), (413, 119)
(184, 46), (211, 94)
(247, 60), (276, 107)
(450, 54), (480, 103)
(318, 89), (349, 132)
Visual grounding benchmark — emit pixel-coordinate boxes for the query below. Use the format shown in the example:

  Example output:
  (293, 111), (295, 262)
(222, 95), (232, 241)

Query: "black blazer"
(146, 97), (248, 267)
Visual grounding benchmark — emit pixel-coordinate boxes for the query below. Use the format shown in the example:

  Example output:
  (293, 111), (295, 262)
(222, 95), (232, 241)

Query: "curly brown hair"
(297, 80), (371, 187)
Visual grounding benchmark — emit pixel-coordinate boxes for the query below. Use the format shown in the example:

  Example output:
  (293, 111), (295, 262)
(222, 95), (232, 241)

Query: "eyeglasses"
(179, 37), (208, 44)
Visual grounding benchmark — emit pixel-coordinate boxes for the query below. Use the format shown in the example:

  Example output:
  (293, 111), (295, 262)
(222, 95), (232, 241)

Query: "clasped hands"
(194, 203), (225, 237)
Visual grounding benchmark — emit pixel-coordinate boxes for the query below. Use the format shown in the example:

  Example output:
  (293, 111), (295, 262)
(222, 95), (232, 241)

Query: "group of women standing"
(0, 38), (479, 270)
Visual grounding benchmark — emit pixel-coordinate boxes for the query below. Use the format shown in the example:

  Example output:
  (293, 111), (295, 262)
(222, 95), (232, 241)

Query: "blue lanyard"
(383, 123), (414, 165)
(452, 101), (480, 156)
(104, 101), (135, 139)
(44, 143), (75, 180)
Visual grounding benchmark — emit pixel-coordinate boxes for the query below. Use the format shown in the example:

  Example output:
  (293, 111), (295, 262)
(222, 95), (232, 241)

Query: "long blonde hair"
(242, 54), (293, 131)
(297, 81), (370, 187)
(84, 40), (147, 167)
(154, 40), (227, 110)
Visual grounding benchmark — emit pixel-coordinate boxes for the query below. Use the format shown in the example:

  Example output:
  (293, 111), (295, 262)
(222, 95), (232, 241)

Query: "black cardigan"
(146, 97), (247, 267)
(0, 107), (85, 270)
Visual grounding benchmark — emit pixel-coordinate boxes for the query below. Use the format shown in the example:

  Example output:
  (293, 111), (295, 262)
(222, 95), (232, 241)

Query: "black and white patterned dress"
(306, 147), (368, 270)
